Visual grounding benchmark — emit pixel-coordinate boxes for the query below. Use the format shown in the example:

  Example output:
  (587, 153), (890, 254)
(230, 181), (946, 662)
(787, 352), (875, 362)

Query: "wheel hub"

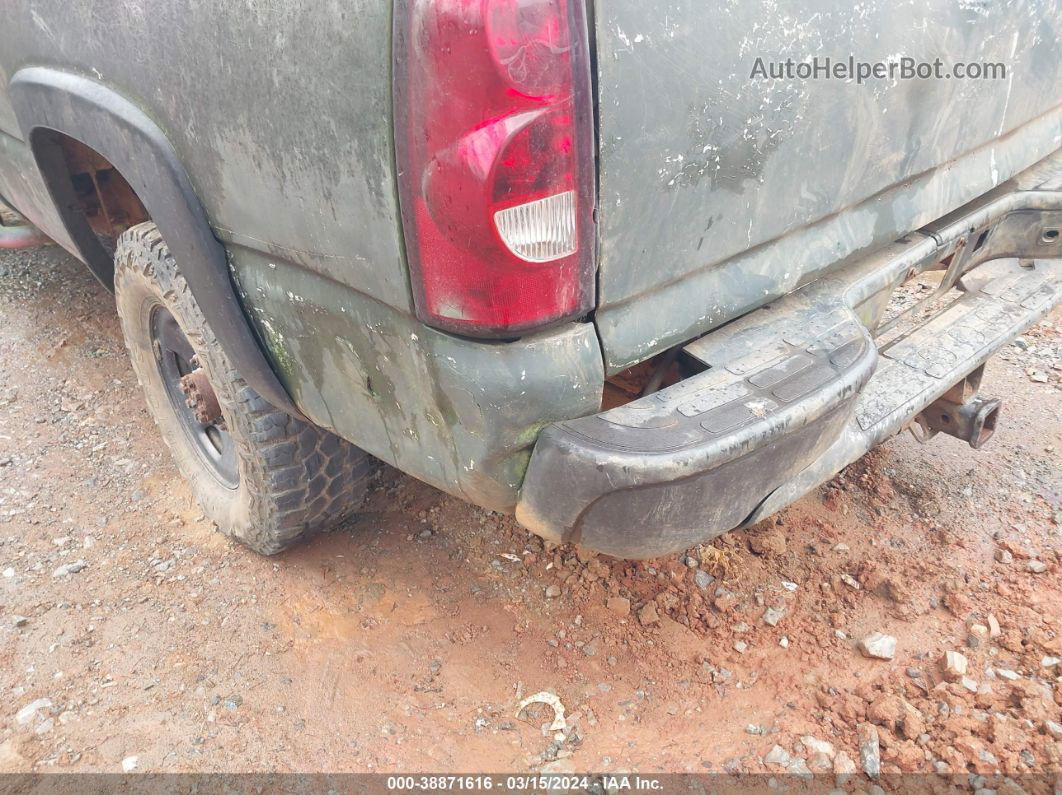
(179, 366), (225, 427)
(149, 305), (239, 489)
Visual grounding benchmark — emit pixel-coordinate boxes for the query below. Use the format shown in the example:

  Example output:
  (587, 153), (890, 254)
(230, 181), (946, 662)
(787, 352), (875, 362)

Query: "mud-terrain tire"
(114, 222), (372, 555)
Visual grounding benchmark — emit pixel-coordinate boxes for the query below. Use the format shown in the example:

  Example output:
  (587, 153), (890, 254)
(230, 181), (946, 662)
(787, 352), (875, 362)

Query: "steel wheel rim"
(149, 305), (239, 489)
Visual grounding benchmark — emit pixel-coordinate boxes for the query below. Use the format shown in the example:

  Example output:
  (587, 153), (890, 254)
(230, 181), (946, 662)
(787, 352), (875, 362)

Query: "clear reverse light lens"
(493, 190), (577, 263)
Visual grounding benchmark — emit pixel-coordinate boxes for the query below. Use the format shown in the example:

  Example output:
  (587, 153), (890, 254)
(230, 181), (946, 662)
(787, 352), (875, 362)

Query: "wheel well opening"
(46, 132), (150, 246)
(30, 129), (152, 287)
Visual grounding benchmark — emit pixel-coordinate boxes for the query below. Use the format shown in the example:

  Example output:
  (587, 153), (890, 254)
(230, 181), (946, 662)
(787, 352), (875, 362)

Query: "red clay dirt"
(0, 246), (1059, 779)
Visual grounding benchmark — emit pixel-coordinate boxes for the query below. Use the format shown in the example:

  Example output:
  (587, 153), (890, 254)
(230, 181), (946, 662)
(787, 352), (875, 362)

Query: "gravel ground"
(0, 245), (1060, 783)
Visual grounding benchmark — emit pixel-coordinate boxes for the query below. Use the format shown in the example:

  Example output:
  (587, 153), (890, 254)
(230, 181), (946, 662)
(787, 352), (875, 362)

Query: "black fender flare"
(9, 67), (300, 417)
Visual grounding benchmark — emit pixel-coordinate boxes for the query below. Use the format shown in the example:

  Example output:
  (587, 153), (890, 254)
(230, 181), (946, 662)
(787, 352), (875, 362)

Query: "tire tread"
(114, 222), (372, 555)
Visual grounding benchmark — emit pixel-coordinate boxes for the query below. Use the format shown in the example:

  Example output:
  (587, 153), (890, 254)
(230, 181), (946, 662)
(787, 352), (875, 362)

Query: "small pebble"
(943, 651), (968, 682)
(858, 632), (896, 661)
(694, 570), (714, 590)
(763, 607), (784, 627)
(764, 745), (790, 766)
(52, 560), (87, 578)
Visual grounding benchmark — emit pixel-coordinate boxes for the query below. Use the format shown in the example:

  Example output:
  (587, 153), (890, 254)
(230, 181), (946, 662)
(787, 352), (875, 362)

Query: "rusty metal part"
(918, 395), (1001, 450)
(0, 222), (53, 250)
(911, 366), (1001, 450)
(603, 348), (703, 409)
(55, 134), (149, 240)
(178, 368), (224, 427)
(639, 346), (683, 398)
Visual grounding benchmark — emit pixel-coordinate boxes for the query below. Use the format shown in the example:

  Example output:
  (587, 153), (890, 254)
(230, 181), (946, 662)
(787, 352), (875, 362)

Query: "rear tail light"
(394, 0), (596, 337)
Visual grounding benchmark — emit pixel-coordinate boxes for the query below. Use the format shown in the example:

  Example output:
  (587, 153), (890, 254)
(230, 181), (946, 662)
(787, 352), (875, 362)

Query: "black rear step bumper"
(516, 181), (1062, 559)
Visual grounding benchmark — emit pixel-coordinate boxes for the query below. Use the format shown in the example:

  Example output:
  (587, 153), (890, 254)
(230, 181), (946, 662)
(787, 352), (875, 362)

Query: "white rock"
(1045, 720), (1062, 739)
(994, 549), (1014, 564)
(122, 756), (138, 773)
(858, 632), (897, 660)
(858, 723), (880, 780)
(787, 758), (812, 781)
(15, 698), (52, 727)
(764, 745), (790, 766)
(840, 573), (861, 590)
(52, 560), (87, 578)
(967, 624), (989, 648)
(833, 750), (857, 782)
(801, 736), (836, 758)
(943, 651), (968, 682)
(763, 607), (784, 627)
(995, 668), (1020, 681)
(1042, 656), (1060, 669)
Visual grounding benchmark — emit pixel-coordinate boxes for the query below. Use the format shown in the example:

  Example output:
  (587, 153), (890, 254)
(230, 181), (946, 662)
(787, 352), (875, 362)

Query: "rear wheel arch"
(8, 66), (299, 417)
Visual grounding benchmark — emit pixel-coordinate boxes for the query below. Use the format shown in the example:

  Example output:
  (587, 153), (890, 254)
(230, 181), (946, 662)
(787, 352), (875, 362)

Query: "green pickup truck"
(1, 1), (1060, 558)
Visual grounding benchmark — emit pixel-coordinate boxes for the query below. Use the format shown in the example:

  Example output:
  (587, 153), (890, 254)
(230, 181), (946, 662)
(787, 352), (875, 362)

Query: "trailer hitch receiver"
(911, 366), (1001, 450)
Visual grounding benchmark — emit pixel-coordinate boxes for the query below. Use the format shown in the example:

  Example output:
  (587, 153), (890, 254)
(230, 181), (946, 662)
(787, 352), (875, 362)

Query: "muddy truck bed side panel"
(0, 2), (408, 308)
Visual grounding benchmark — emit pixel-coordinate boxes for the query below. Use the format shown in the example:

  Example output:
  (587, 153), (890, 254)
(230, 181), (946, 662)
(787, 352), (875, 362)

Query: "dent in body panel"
(232, 248), (604, 513)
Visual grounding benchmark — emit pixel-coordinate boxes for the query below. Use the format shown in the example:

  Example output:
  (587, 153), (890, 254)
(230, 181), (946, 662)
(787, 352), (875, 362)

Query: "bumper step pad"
(858, 262), (1060, 431)
(746, 258), (1060, 527)
(518, 258), (1060, 559)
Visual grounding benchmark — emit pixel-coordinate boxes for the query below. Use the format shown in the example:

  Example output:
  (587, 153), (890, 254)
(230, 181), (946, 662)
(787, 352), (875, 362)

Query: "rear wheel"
(114, 222), (372, 554)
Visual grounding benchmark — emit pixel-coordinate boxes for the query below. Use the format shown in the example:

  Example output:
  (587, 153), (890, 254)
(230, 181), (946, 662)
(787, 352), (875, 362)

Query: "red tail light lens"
(394, 0), (596, 337)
